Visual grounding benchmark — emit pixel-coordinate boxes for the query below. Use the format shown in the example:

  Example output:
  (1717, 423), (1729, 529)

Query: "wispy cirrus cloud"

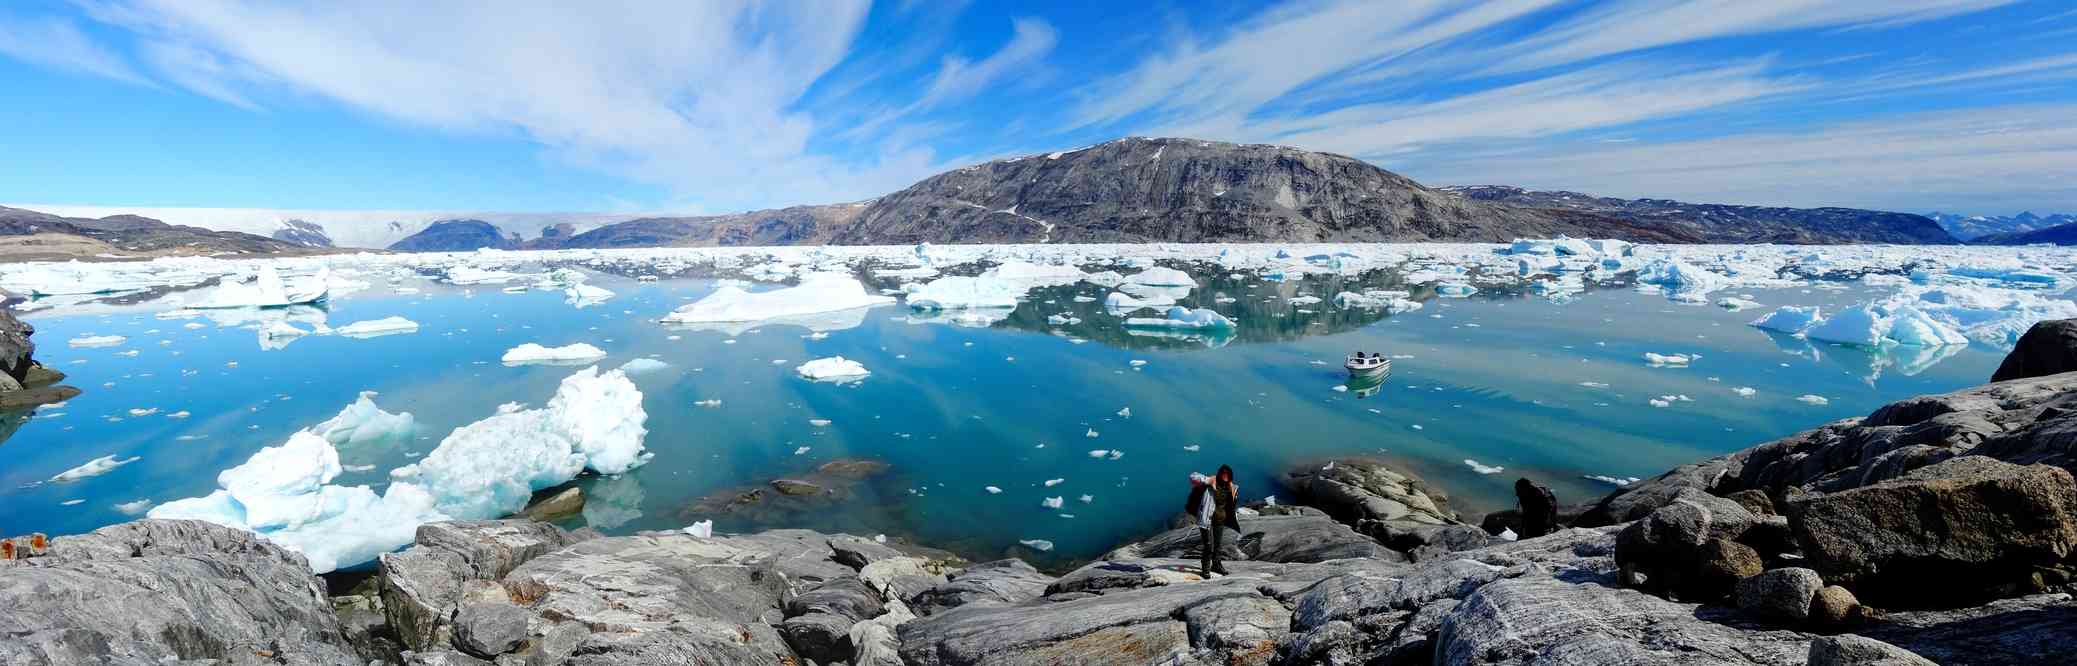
(0, 13), (155, 87)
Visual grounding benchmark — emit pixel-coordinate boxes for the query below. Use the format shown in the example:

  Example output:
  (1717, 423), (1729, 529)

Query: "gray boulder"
(499, 532), (798, 664)
(1734, 567), (1824, 623)
(0, 520), (360, 665)
(907, 558), (1054, 615)
(1280, 457), (1459, 528)
(1990, 318), (2077, 382)
(451, 601), (527, 658)
(0, 308), (32, 382)
(1807, 634), (1937, 666)
(1787, 456), (2077, 607)
(1613, 488), (1766, 600)
(1577, 456), (1744, 527)
(1435, 575), (1812, 665)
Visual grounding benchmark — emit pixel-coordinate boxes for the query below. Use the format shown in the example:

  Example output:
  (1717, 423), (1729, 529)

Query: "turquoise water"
(0, 265), (2005, 567)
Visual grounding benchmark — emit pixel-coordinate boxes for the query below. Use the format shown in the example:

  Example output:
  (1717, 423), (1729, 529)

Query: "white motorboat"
(1345, 352), (1390, 377)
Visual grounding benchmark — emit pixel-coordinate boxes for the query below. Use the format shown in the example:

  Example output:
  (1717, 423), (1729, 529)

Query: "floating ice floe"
(662, 273), (894, 325)
(501, 342), (608, 366)
(1717, 296), (1762, 311)
(1123, 306), (1234, 329)
(1019, 539), (1055, 551)
(797, 356), (871, 383)
(683, 520), (714, 538)
(985, 486), (1003, 494)
(152, 366), (647, 573)
(1041, 496), (1064, 509)
(68, 334), (127, 348)
(907, 275), (1022, 309)
(1797, 394), (1830, 405)
(1464, 459), (1504, 475)
(114, 498), (155, 515)
(51, 454), (141, 483)
(1733, 387), (1757, 397)
(336, 316), (420, 338)
(1583, 475), (1640, 487)
(617, 358), (671, 375)
(1643, 352), (1690, 366)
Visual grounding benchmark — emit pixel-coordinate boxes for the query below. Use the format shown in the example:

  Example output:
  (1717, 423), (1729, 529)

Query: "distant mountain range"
(1927, 211), (2077, 241)
(0, 205), (323, 261)
(21, 136), (1996, 258)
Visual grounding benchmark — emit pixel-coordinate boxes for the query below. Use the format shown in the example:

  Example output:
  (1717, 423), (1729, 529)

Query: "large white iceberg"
(662, 273), (893, 324)
(565, 283), (615, 308)
(188, 266), (329, 309)
(1125, 266), (1197, 288)
(907, 275), (1022, 309)
(1750, 306), (1822, 334)
(152, 366), (647, 573)
(312, 391), (417, 449)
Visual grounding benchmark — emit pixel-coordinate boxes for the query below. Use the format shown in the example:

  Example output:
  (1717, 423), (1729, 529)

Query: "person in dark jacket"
(1186, 465), (1241, 576)
(1515, 478), (1559, 539)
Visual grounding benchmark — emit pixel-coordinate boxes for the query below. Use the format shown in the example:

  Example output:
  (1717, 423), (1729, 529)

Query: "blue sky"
(3, 0), (2075, 218)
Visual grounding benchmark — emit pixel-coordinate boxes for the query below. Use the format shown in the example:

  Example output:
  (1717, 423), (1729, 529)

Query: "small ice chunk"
(809, 418), (832, 427)
(985, 486), (1003, 494)
(1041, 496), (1064, 509)
(1733, 387), (1757, 397)
(1019, 539), (1055, 551)
(1464, 459), (1504, 475)
(1116, 407), (1131, 418)
(1044, 478), (1064, 487)
(1797, 394), (1830, 405)
(617, 358), (671, 375)
(1583, 475), (1641, 486)
(684, 520), (714, 538)
(1498, 528), (1519, 541)
(68, 335), (127, 348)
(114, 498), (156, 515)
(1749, 306), (1822, 334)
(128, 407), (159, 417)
(1085, 428), (1098, 438)
(1643, 352), (1690, 366)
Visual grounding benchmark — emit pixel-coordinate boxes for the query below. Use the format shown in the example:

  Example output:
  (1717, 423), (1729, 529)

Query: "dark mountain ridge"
(0, 205), (317, 258)
(387, 219), (522, 252)
(1443, 185), (1955, 245)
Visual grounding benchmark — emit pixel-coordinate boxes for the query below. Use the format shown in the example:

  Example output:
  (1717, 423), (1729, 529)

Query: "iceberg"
(565, 283), (615, 308)
(1123, 306), (1234, 329)
(189, 266), (329, 309)
(1635, 258), (1725, 300)
(67, 334), (127, 348)
(1749, 306), (1821, 333)
(502, 342), (608, 365)
(312, 391), (417, 449)
(662, 272), (893, 324)
(51, 454), (141, 483)
(1125, 266), (1197, 288)
(907, 275), (1022, 309)
(797, 356), (871, 383)
(336, 316), (420, 338)
(157, 366), (646, 573)
(617, 358), (672, 375)
(1805, 304), (1887, 347)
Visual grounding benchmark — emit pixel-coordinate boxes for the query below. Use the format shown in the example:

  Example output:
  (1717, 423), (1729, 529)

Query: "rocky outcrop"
(0, 520), (359, 665)
(540, 203), (862, 249)
(1105, 513), (1400, 564)
(1446, 185), (1957, 244)
(1993, 319), (2077, 382)
(0, 308), (33, 384)
(271, 219), (334, 247)
(1280, 457), (1491, 561)
(0, 205), (320, 260)
(1787, 456), (2077, 607)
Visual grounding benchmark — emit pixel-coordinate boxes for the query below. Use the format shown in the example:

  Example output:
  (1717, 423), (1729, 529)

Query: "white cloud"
(1404, 105), (2077, 213)
(1484, 0), (2017, 73)
(78, 0), (960, 211)
(0, 15), (154, 86)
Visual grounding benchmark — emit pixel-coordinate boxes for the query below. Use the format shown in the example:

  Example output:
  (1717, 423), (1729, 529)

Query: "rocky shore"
(8, 323), (2077, 664)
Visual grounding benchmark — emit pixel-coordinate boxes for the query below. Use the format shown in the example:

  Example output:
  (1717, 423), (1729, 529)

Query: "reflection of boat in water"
(1343, 370), (1388, 398)
(1346, 352), (1391, 377)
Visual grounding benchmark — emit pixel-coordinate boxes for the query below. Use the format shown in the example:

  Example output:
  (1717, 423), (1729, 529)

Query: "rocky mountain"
(270, 219), (334, 247)
(0, 205), (319, 261)
(387, 219), (522, 252)
(1929, 211), (2074, 240)
(830, 138), (1701, 245)
(532, 203), (865, 249)
(537, 222), (577, 242)
(1446, 185), (1957, 244)
(1972, 219), (2077, 246)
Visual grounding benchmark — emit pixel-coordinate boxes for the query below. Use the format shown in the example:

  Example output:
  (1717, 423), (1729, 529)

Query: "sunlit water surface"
(1, 266), (2006, 567)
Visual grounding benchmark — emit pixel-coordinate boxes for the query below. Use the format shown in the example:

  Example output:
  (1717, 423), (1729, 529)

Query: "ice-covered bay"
(2, 241), (2072, 567)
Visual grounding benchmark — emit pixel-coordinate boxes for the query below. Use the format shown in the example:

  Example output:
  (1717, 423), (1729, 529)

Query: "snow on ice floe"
(50, 454), (141, 483)
(662, 272), (893, 325)
(502, 342), (608, 366)
(151, 365), (647, 572)
(68, 334), (128, 348)
(336, 316), (420, 338)
(797, 356), (871, 383)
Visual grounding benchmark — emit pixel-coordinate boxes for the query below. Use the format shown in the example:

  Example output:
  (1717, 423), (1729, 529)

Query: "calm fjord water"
(1, 267), (2002, 566)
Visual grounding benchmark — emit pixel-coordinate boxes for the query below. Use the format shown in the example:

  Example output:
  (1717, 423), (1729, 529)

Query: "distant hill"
(531, 204), (865, 249)
(270, 219), (334, 247)
(0, 205), (320, 261)
(1929, 211), (2075, 240)
(1974, 221), (2077, 246)
(1444, 186), (1956, 245)
(829, 138), (1699, 245)
(387, 219), (521, 252)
